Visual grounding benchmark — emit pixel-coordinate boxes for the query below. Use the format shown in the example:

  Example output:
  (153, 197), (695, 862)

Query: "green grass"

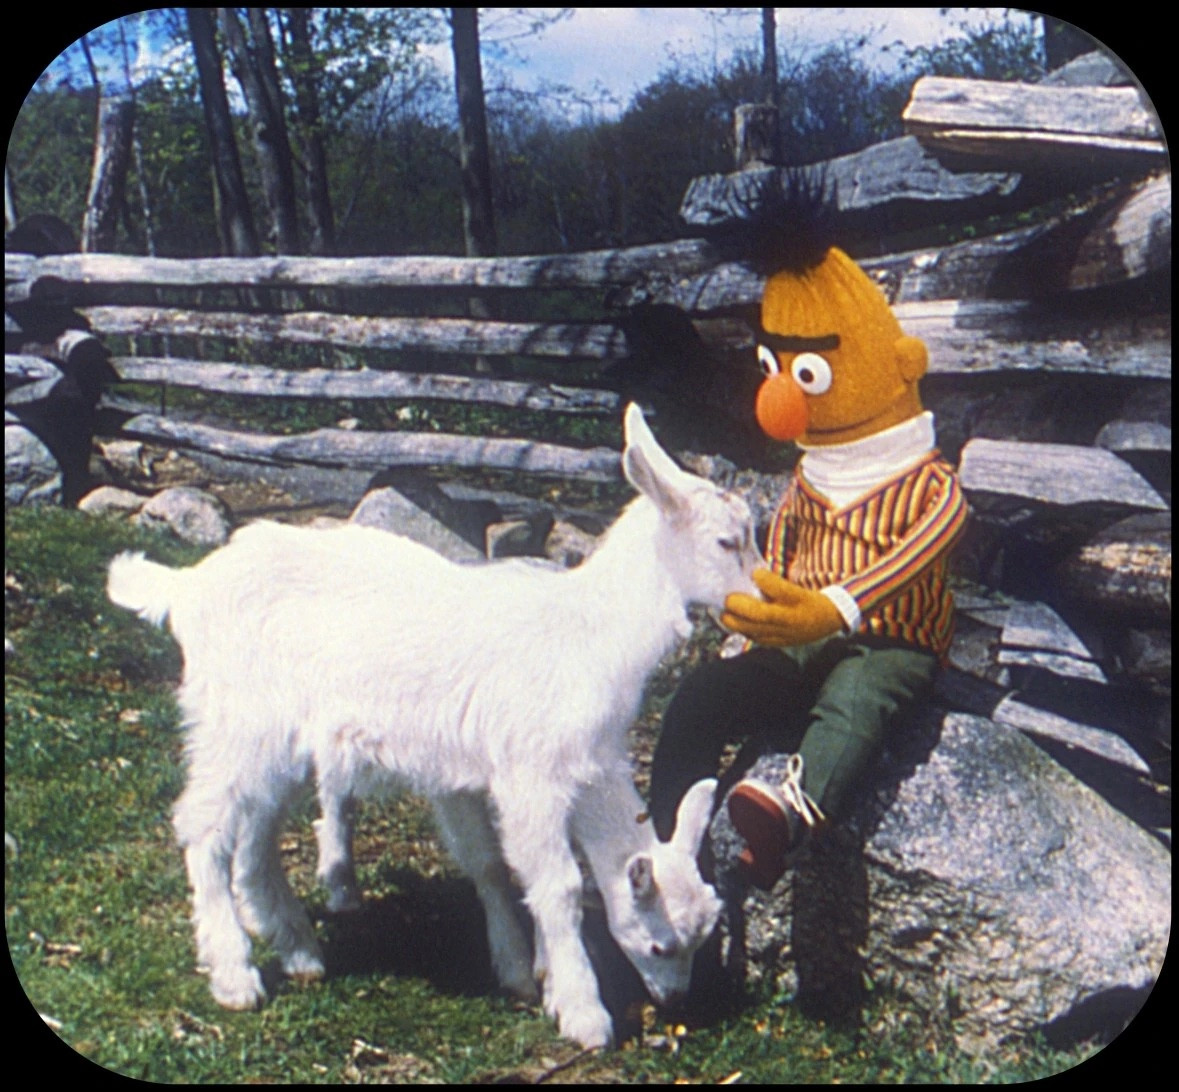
(6, 506), (1101, 1082)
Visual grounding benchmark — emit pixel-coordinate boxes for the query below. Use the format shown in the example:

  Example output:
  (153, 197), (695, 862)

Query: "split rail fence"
(5, 52), (1172, 825)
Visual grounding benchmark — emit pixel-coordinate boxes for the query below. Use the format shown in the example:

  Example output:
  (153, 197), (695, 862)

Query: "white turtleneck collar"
(797, 411), (936, 508)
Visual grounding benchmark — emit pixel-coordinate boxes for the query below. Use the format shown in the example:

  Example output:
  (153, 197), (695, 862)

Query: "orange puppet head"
(744, 173), (928, 447)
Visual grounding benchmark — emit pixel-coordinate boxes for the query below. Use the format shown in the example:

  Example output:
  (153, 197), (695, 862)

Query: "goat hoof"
(283, 949), (326, 982)
(559, 1004), (614, 1050)
(210, 966), (267, 1010)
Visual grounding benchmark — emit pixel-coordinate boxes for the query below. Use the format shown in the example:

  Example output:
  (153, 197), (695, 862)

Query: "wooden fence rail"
(7, 238), (718, 298)
(108, 357), (622, 413)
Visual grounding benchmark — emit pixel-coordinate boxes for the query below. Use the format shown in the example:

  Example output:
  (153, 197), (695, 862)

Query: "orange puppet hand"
(721, 569), (845, 647)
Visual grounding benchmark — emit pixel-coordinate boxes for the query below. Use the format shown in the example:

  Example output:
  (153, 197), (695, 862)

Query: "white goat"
(107, 404), (760, 1048)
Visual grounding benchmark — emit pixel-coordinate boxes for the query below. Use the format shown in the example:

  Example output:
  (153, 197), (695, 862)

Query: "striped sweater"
(766, 451), (969, 659)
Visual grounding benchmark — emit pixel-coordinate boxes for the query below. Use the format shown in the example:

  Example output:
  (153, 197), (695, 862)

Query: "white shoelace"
(780, 753), (825, 828)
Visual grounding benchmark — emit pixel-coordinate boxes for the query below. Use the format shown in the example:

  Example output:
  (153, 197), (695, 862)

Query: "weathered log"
(998, 598), (1107, 684)
(647, 223), (1102, 312)
(81, 306), (631, 362)
(990, 695), (1150, 775)
(5, 353), (63, 391)
(903, 76), (1164, 167)
(5, 374), (61, 407)
(999, 598), (1095, 659)
(1068, 172), (1171, 289)
(110, 355), (620, 413)
(887, 173), (1170, 299)
(959, 438), (1167, 512)
(1095, 420), (1172, 455)
(118, 412), (623, 480)
(906, 77), (1161, 143)
(4, 252), (34, 284)
(1094, 419), (1171, 501)
(650, 179), (1172, 311)
(679, 136), (1022, 232)
(15, 239), (720, 298)
(934, 652), (1151, 777)
(1040, 50), (1131, 88)
(1058, 513), (1171, 623)
(896, 300), (1170, 380)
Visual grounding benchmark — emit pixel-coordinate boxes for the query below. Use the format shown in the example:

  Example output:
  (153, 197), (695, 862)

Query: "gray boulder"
(543, 520), (601, 568)
(710, 713), (1169, 1051)
(136, 486), (231, 546)
(77, 485), (148, 516)
(350, 486), (484, 563)
(4, 421), (63, 506)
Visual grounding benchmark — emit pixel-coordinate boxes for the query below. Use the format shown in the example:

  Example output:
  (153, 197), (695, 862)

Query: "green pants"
(648, 635), (938, 841)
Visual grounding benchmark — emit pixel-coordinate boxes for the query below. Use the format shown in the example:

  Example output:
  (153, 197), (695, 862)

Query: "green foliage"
(775, 42), (910, 163)
(124, 83), (222, 256)
(284, 8), (446, 127)
(894, 11), (1046, 82)
(7, 85), (96, 232)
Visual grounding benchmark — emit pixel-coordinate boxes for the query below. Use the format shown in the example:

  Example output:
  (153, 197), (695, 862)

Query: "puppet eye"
(790, 353), (832, 395)
(757, 344), (781, 377)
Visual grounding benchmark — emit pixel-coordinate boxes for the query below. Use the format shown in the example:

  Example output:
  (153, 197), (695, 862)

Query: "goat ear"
(627, 853), (658, 905)
(670, 778), (717, 858)
(622, 403), (691, 518)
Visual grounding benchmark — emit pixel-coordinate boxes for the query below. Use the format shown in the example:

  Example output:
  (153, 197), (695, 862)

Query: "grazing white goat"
(107, 404), (760, 1048)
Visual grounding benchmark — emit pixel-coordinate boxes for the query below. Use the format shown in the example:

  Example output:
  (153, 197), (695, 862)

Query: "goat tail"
(107, 551), (182, 628)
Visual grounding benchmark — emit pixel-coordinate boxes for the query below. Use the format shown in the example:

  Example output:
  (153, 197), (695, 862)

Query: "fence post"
(734, 103), (779, 169)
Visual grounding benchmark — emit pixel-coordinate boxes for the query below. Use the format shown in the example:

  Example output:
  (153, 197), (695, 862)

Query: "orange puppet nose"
(755, 373), (808, 441)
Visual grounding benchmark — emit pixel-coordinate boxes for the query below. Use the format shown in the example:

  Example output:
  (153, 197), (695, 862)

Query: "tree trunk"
(82, 94), (134, 252)
(761, 7), (778, 110)
(450, 8), (499, 372)
(186, 7), (260, 256)
(218, 7), (301, 254)
(283, 8), (335, 255)
(734, 104), (778, 169)
(450, 7), (497, 258)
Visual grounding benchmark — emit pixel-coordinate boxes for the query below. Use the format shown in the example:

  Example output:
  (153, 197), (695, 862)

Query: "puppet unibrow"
(759, 331), (841, 353)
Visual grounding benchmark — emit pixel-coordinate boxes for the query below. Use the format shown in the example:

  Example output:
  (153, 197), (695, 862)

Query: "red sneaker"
(728, 779), (796, 889)
(727, 756), (824, 890)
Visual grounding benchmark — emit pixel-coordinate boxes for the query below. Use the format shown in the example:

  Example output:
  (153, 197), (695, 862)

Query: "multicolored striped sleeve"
(837, 462), (968, 619)
(764, 475), (797, 576)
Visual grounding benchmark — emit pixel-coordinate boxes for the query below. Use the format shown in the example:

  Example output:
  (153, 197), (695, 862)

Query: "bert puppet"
(649, 176), (969, 890)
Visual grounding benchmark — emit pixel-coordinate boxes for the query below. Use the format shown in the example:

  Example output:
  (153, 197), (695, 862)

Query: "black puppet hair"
(706, 165), (839, 276)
